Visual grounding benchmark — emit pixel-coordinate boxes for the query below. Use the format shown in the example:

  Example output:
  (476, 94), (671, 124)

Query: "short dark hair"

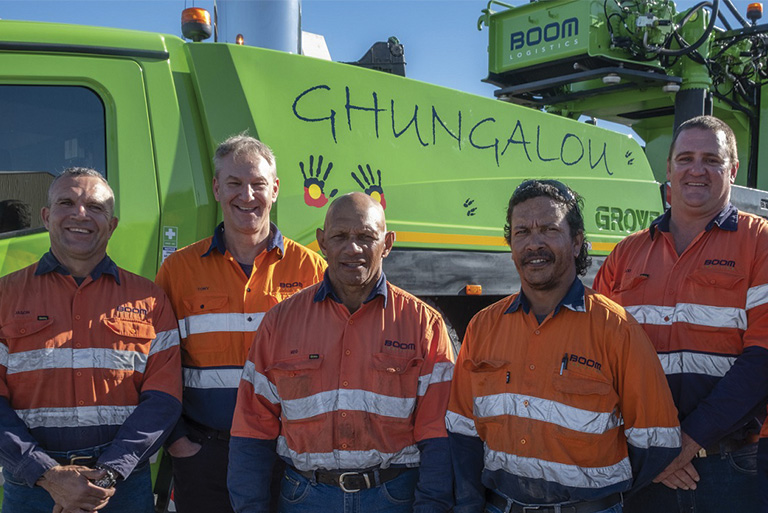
(47, 167), (114, 216)
(668, 115), (738, 163)
(503, 179), (591, 277)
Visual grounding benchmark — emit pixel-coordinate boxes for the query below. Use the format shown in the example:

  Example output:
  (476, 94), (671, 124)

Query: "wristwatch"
(92, 465), (118, 489)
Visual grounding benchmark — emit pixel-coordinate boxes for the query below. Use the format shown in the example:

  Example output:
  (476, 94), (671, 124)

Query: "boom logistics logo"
(509, 17), (579, 61)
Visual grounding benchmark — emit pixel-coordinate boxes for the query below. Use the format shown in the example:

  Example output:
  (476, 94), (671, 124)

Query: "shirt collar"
(313, 271), (388, 309)
(649, 203), (738, 239)
(504, 277), (585, 316)
(35, 250), (120, 284)
(203, 222), (285, 258)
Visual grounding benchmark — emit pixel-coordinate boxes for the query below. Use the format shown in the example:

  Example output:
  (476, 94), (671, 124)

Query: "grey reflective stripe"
(473, 393), (622, 435)
(178, 312), (264, 338)
(17, 405), (136, 429)
(183, 367), (243, 390)
(625, 304), (746, 330)
(485, 448), (632, 489)
(7, 347), (148, 375)
(282, 389), (415, 421)
(624, 426), (681, 449)
(276, 435), (420, 471)
(417, 362), (454, 396)
(241, 360), (281, 404)
(0, 343), (8, 367)
(657, 352), (736, 377)
(445, 410), (478, 437)
(746, 283), (768, 310)
(148, 329), (180, 356)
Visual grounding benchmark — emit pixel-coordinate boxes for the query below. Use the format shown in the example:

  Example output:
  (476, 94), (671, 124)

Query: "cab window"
(0, 85), (105, 237)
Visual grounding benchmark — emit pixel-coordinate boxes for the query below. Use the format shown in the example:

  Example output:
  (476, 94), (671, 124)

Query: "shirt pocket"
(609, 271), (649, 305)
(466, 359), (510, 429)
(0, 318), (56, 373)
(550, 371), (619, 444)
(371, 353), (424, 421)
(180, 294), (231, 353)
(101, 318), (156, 383)
(683, 269), (746, 332)
(266, 355), (324, 422)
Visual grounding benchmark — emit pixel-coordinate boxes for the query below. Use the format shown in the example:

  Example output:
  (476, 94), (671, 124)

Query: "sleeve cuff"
(16, 451), (58, 488)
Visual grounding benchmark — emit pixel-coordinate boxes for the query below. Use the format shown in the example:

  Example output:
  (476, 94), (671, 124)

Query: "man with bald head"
(228, 192), (455, 513)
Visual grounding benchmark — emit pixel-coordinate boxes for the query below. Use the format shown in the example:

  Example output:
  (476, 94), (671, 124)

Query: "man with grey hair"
(0, 167), (182, 512)
(156, 134), (327, 513)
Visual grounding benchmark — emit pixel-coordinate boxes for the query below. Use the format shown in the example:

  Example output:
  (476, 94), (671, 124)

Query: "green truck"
(2, 0), (767, 335)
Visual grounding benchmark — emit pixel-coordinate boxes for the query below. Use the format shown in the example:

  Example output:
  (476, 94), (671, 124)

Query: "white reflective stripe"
(746, 283), (768, 310)
(445, 410), (478, 437)
(624, 426), (681, 449)
(282, 389), (415, 421)
(0, 343), (7, 367)
(183, 367), (243, 389)
(7, 348), (148, 375)
(485, 448), (632, 489)
(276, 435), (420, 471)
(17, 405), (136, 429)
(241, 360), (281, 404)
(474, 393), (622, 435)
(178, 312), (264, 338)
(657, 352), (736, 377)
(417, 361), (454, 396)
(625, 304), (746, 330)
(148, 329), (180, 356)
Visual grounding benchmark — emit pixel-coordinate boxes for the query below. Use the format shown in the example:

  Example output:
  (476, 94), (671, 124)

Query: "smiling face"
(213, 153), (279, 241)
(316, 193), (394, 304)
(667, 127), (738, 219)
(42, 174), (118, 274)
(509, 196), (582, 295)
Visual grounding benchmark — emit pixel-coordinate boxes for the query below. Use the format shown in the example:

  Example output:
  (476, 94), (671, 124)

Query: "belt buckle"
(696, 448), (708, 458)
(339, 471), (369, 493)
(69, 455), (93, 465)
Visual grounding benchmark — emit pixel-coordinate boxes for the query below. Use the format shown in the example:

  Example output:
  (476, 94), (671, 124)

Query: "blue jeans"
(484, 498), (622, 513)
(2, 464), (153, 513)
(279, 466), (418, 513)
(625, 443), (758, 513)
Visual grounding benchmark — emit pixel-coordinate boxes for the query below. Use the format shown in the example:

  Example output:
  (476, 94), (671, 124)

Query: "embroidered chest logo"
(279, 281), (303, 289)
(116, 304), (148, 318)
(704, 258), (736, 268)
(568, 353), (602, 371)
(384, 339), (415, 351)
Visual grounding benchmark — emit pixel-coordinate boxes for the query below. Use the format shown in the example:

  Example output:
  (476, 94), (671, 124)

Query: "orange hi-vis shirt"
(0, 253), (181, 485)
(231, 278), (455, 471)
(447, 279), (680, 505)
(155, 223), (326, 432)
(594, 206), (768, 448)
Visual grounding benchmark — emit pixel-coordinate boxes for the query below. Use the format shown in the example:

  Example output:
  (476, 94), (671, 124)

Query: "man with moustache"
(156, 135), (326, 513)
(228, 192), (455, 513)
(448, 180), (680, 513)
(594, 116), (768, 512)
(0, 167), (182, 513)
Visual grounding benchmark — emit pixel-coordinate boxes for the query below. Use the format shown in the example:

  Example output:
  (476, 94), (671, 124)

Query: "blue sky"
(0, 0), (718, 99)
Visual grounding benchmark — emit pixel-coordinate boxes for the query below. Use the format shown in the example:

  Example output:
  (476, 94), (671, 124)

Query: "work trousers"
(1, 464), (152, 513)
(625, 443), (758, 513)
(279, 465), (418, 513)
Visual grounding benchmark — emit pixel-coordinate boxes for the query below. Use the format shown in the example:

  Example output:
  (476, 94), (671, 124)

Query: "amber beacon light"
(182, 8), (212, 42)
(747, 3), (763, 24)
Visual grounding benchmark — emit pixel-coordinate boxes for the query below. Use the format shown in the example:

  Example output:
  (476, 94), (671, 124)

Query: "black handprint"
(300, 155), (338, 208)
(351, 164), (387, 209)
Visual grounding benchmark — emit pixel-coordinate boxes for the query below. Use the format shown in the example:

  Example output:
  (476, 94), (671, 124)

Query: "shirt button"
(341, 443), (348, 449)
(523, 400), (529, 407)
(75, 343), (81, 348)
(534, 330), (540, 335)
(78, 400), (84, 406)
(342, 380), (349, 387)
(529, 364), (535, 370)
(348, 320), (354, 325)
(664, 316), (670, 322)
(520, 439), (526, 445)
(75, 315), (81, 320)
(709, 280), (716, 285)
(341, 412), (347, 418)
(19, 329), (25, 334)
(345, 350), (351, 356)
(76, 371), (82, 377)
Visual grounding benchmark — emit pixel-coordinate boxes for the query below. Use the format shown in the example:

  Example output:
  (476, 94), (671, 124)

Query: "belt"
(185, 418), (230, 442)
(486, 490), (621, 513)
(696, 433), (759, 458)
(292, 466), (409, 493)
(46, 442), (111, 466)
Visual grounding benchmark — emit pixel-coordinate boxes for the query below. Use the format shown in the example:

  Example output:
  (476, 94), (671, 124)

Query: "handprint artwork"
(351, 164), (387, 210)
(300, 155), (338, 207)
